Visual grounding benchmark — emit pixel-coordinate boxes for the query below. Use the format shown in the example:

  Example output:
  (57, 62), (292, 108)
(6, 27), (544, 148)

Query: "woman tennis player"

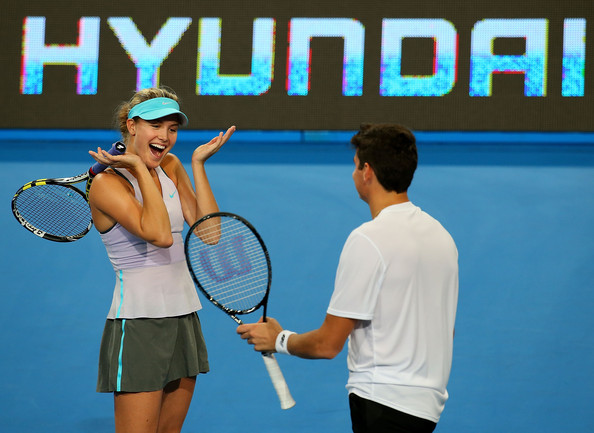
(88, 86), (235, 433)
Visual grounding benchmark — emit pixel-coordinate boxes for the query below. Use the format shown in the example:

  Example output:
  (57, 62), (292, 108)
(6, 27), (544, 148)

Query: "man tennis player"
(237, 123), (458, 433)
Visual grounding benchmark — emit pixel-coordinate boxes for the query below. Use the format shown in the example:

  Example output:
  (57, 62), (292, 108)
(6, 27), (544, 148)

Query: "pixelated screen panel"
(2, 0), (592, 131)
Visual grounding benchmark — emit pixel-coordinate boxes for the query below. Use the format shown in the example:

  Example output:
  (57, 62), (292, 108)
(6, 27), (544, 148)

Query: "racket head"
(184, 212), (272, 318)
(12, 180), (92, 242)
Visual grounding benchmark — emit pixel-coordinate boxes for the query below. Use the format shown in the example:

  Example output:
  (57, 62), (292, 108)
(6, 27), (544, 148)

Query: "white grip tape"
(261, 352), (296, 410)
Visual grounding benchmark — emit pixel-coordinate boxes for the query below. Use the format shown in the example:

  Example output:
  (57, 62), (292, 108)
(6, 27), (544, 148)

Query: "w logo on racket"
(198, 235), (252, 282)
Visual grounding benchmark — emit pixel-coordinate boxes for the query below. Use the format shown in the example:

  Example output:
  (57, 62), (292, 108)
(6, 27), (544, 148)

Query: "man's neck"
(369, 192), (409, 219)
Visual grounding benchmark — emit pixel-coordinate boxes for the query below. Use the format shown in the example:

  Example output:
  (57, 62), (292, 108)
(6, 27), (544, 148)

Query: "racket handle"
(261, 352), (296, 410)
(88, 141), (126, 177)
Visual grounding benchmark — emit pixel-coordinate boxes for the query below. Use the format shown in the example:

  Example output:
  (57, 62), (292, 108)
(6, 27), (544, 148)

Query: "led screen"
(1, 0), (592, 130)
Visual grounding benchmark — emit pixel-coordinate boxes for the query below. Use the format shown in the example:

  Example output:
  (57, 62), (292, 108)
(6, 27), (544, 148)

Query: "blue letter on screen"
(21, 16), (100, 95)
(108, 17), (192, 91)
(470, 19), (548, 97)
(287, 18), (364, 96)
(197, 18), (275, 96)
(380, 19), (457, 96)
(562, 18), (586, 97)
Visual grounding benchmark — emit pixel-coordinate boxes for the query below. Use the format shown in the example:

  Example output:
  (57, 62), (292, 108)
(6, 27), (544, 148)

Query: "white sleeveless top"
(100, 167), (202, 319)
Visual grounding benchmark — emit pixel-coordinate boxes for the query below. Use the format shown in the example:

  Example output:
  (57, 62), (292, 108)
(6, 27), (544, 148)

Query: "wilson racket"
(184, 212), (296, 410)
(11, 141), (126, 242)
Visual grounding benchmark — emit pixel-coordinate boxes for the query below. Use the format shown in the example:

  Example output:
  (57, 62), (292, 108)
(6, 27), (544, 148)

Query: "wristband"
(275, 330), (296, 355)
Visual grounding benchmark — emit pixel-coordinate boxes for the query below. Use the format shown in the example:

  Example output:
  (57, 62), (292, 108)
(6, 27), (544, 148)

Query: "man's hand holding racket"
(237, 317), (284, 353)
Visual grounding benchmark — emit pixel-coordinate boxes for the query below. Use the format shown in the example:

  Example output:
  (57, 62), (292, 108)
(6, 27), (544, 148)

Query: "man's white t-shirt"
(327, 202), (458, 422)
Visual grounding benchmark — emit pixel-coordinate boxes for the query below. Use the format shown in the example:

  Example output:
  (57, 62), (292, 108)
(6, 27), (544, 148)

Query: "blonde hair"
(115, 86), (180, 142)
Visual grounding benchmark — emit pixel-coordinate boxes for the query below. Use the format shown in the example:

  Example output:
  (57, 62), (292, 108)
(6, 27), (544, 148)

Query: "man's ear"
(362, 162), (374, 183)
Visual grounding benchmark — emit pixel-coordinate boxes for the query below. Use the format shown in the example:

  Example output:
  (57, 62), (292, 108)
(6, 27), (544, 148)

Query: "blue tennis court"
(1, 134), (593, 432)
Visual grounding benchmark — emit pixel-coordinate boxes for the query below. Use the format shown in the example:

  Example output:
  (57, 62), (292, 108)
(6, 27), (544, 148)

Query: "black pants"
(349, 393), (437, 433)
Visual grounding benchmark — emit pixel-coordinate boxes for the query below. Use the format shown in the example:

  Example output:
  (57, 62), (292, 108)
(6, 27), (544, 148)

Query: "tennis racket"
(11, 141), (126, 242)
(184, 212), (296, 410)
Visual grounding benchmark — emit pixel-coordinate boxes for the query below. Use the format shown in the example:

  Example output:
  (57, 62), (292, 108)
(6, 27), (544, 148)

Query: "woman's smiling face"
(127, 115), (180, 168)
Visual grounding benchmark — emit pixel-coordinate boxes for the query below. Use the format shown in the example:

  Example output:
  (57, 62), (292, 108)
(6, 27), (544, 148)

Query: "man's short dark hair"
(351, 123), (418, 193)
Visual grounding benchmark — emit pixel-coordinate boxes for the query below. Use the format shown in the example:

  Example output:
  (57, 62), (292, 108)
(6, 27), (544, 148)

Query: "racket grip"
(88, 141), (126, 176)
(261, 352), (296, 410)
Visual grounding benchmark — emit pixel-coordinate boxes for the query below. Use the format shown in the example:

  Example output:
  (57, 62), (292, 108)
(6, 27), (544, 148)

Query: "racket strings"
(15, 184), (91, 236)
(208, 263), (269, 302)
(186, 217), (269, 313)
